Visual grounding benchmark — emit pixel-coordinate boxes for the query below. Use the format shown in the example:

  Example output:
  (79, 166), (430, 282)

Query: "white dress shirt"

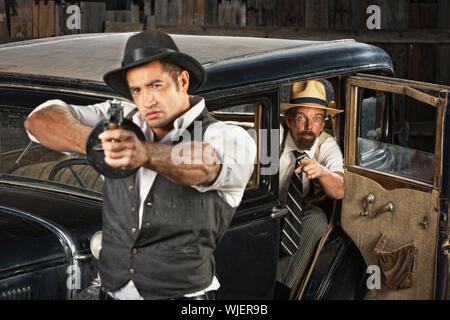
(279, 132), (344, 203)
(27, 97), (257, 299)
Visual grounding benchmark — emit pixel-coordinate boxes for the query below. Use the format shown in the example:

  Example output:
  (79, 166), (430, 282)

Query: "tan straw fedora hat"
(280, 80), (343, 115)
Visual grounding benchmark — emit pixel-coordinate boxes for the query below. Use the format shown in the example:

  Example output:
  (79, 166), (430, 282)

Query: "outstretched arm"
(296, 158), (345, 200)
(24, 104), (92, 155)
(99, 128), (221, 186)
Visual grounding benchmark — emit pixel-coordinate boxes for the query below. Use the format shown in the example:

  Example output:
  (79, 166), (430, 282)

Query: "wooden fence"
(0, 0), (449, 85)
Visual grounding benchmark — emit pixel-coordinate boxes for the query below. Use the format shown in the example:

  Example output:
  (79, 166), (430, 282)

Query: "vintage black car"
(0, 33), (448, 300)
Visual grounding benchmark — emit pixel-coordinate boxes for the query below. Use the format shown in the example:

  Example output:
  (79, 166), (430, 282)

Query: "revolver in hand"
(86, 101), (145, 179)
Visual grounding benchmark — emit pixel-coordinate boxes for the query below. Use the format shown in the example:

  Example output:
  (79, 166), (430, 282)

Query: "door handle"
(271, 207), (289, 219)
(374, 202), (394, 217)
(360, 193), (375, 216)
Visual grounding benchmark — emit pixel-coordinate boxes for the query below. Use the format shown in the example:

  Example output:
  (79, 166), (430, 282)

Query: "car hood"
(0, 182), (102, 267)
(0, 209), (67, 278)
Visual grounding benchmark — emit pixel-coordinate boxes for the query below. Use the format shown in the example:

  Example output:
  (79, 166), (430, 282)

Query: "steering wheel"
(48, 158), (92, 189)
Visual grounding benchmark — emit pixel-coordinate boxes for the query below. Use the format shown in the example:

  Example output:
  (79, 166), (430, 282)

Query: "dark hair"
(160, 60), (183, 90)
(284, 107), (298, 120)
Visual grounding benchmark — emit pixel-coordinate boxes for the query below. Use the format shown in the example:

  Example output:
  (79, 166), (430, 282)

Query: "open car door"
(341, 74), (449, 299)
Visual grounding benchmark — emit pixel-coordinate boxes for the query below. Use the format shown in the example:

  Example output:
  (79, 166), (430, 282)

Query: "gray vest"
(99, 108), (236, 299)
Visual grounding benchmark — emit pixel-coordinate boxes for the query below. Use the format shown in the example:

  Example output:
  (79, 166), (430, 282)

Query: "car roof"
(0, 33), (393, 93)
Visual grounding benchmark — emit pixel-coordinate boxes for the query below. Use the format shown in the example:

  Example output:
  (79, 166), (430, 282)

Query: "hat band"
(122, 47), (176, 67)
(290, 97), (327, 106)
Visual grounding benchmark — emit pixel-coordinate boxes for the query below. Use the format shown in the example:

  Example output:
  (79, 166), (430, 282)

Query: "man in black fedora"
(25, 30), (256, 300)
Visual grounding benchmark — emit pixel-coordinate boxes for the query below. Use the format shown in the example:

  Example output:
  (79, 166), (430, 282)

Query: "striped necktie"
(281, 150), (307, 256)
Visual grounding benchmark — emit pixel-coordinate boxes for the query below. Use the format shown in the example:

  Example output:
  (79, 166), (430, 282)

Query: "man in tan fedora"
(275, 80), (345, 297)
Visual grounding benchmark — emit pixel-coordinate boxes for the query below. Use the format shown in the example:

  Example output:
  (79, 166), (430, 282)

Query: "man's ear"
(285, 116), (293, 130)
(178, 70), (190, 93)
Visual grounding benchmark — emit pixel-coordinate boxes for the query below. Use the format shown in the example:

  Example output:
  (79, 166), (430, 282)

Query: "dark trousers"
(276, 204), (328, 289)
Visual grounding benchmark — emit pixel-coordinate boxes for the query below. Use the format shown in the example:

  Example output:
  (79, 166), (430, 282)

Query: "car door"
(341, 74), (449, 299)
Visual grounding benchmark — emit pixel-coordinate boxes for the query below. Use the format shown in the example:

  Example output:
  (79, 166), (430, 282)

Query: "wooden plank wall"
(0, 0), (7, 40)
(3, 1), (449, 34)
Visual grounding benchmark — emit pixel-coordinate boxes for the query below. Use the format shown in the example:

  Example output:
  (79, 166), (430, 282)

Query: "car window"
(0, 94), (262, 193)
(210, 104), (260, 189)
(0, 104), (104, 193)
(0, 87), (110, 194)
(356, 89), (436, 185)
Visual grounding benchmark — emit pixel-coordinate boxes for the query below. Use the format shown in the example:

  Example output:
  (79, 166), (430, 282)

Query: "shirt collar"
(172, 96), (205, 130)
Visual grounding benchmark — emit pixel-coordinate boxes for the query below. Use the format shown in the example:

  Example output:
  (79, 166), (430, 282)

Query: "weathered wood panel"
(246, 0), (258, 26)
(436, 45), (450, 86)
(106, 10), (131, 22)
(378, 0), (409, 31)
(155, 0), (181, 25)
(408, 44), (435, 84)
(438, 0), (450, 30)
(80, 2), (106, 33)
(204, 0), (218, 25)
(305, 0), (329, 30)
(55, 2), (80, 36)
(353, 0), (372, 31)
(410, 3), (438, 29)
(155, 0), (168, 24)
(182, 0), (195, 25)
(193, 0), (204, 25)
(38, 0), (55, 38)
(105, 21), (144, 32)
(32, 0), (39, 37)
(0, 0), (8, 39)
(259, 0), (274, 27)
(218, 0), (231, 26)
(374, 43), (409, 79)
(275, 0), (305, 27)
(9, 0), (33, 38)
(131, 2), (140, 24)
(408, 44), (437, 122)
(219, 0), (245, 26)
(246, 0), (273, 27)
(171, 0), (183, 25)
(331, 0), (352, 31)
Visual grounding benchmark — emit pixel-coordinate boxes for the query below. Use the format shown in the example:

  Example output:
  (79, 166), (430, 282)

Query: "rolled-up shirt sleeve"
(192, 122), (257, 208)
(26, 99), (137, 143)
(317, 138), (344, 173)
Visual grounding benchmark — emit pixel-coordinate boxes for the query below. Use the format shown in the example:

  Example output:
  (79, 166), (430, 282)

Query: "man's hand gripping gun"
(86, 101), (145, 178)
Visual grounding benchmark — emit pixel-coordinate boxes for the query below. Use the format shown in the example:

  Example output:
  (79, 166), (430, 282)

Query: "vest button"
(131, 207), (136, 213)
(128, 185), (134, 191)
(132, 248), (138, 254)
(131, 228), (137, 234)
(129, 268), (135, 275)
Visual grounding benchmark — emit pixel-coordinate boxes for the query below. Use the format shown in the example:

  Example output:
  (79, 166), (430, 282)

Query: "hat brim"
(103, 51), (206, 100)
(280, 102), (344, 115)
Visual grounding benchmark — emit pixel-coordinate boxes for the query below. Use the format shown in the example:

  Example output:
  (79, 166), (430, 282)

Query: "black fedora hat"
(103, 30), (206, 100)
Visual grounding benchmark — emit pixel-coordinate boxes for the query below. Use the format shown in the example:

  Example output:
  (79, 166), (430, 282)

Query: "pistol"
(103, 101), (124, 131)
(86, 100), (145, 179)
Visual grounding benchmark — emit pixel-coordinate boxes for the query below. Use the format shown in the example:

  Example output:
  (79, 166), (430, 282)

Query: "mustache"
(298, 131), (316, 138)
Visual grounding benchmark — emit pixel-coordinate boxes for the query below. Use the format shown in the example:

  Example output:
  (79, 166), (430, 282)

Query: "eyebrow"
(129, 79), (163, 91)
(296, 112), (324, 117)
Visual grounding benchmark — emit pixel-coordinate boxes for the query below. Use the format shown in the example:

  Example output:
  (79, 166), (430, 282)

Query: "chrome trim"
(74, 252), (94, 262)
(0, 205), (78, 299)
(270, 208), (288, 219)
(0, 179), (102, 202)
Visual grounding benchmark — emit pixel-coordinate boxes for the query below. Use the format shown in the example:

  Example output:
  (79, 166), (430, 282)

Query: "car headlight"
(90, 231), (102, 260)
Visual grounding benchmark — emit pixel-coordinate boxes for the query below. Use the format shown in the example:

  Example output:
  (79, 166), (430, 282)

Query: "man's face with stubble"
(285, 106), (326, 150)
